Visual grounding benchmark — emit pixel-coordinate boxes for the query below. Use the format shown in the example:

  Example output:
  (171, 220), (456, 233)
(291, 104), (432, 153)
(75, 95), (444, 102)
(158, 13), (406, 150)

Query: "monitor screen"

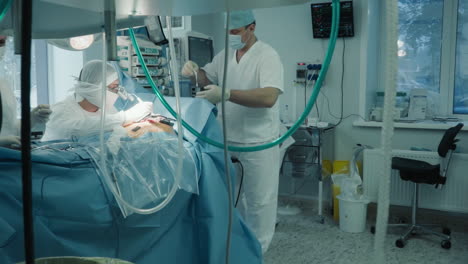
(311, 1), (354, 38)
(188, 36), (214, 68)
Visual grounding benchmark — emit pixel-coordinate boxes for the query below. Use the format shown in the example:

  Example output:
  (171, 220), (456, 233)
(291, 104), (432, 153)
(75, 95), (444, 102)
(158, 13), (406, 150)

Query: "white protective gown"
(202, 40), (284, 253)
(41, 95), (124, 141)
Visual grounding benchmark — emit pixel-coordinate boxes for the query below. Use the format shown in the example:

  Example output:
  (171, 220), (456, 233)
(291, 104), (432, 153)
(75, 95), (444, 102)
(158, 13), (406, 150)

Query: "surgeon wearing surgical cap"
(181, 10), (284, 253)
(41, 60), (153, 141)
(0, 36), (52, 148)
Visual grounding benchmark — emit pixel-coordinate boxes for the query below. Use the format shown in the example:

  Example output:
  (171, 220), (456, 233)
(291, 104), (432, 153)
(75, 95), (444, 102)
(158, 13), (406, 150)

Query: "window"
(397, 0), (444, 94)
(454, 0), (468, 114)
(160, 16), (184, 30)
(365, 0), (468, 120)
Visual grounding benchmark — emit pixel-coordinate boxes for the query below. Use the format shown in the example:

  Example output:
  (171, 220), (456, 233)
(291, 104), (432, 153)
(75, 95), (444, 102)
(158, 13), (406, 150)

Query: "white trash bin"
(337, 194), (370, 233)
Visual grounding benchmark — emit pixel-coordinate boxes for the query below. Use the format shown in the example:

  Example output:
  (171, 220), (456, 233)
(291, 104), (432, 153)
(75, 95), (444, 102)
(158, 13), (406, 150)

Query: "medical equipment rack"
(280, 125), (334, 224)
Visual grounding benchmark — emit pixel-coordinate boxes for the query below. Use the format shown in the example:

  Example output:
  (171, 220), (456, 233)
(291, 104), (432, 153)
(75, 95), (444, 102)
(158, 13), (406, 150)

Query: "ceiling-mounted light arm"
(105, 0), (117, 61)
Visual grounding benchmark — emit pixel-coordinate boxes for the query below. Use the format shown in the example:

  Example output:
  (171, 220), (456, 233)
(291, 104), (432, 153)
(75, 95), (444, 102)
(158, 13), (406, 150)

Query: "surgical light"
(48, 34), (95, 51)
(69, 34), (94, 50)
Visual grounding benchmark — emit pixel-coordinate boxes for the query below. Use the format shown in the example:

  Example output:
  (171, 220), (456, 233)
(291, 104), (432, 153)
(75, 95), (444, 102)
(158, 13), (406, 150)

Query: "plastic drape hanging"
(83, 130), (199, 218)
(374, 0), (399, 263)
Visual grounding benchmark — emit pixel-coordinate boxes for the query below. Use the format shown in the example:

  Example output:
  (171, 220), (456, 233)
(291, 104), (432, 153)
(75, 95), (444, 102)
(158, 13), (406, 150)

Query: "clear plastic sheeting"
(0, 37), (38, 117)
(81, 130), (199, 218)
(374, 0), (399, 263)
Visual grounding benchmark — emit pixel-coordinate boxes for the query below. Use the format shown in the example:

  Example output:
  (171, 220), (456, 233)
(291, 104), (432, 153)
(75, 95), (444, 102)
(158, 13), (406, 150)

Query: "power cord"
(315, 100), (320, 120)
(333, 38), (346, 127)
(232, 157), (244, 208)
(321, 91), (365, 122)
(319, 38), (365, 128)
(305, 72), (320, 120)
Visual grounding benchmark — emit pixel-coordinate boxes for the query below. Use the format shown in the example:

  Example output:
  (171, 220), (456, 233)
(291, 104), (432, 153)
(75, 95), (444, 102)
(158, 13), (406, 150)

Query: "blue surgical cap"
(227, 10), (256, 30)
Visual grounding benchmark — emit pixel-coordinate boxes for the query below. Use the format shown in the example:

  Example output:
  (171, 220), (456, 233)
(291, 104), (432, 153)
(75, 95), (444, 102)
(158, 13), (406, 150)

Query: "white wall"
(198, 0), (468, 161)
(191, 12), (228, 55)
(47, 46), (83, 104)
(253, 3), (360, 126)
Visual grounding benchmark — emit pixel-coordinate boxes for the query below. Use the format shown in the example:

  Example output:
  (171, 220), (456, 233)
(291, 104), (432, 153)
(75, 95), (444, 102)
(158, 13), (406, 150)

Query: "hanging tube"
(19, 0), (35, 262)
(0, 0), (13, 22)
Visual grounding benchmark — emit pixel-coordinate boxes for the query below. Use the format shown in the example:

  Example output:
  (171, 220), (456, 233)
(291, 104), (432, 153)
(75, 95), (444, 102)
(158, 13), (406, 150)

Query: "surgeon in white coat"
(41, 60), (153, 141)
(182, 10), (284, 253)
(0, 36), (51, 148)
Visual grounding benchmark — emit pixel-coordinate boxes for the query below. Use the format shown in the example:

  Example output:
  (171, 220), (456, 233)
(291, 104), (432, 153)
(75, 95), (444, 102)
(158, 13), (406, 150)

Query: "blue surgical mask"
(229, 34), (246, 50)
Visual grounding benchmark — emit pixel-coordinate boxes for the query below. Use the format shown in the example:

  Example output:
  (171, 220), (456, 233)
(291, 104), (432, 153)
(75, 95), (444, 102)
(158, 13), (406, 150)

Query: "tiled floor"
(264, 200), (468, 264)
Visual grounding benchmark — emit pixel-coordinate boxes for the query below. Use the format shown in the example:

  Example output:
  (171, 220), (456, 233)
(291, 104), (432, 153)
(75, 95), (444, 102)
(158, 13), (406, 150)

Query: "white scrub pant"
(231, 142), (280, 253)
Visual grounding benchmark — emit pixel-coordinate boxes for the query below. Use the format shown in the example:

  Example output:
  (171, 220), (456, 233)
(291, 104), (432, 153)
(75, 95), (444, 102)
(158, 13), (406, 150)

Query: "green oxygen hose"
(129, 0), (340, 152)
(0, 0), (13, 22)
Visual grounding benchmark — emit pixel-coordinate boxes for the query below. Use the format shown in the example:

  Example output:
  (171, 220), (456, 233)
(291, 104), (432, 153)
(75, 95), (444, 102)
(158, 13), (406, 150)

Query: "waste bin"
(337, 194), (369, 233)
(332, 160), (350, 221)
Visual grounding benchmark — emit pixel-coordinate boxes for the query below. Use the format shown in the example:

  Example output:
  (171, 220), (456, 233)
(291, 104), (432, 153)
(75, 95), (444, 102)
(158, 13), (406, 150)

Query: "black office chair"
(388, 123), (464, 249)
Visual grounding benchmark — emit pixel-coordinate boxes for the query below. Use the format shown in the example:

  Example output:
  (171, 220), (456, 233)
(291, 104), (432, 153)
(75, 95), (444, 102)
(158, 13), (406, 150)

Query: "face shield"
(74, 60), (120, 108)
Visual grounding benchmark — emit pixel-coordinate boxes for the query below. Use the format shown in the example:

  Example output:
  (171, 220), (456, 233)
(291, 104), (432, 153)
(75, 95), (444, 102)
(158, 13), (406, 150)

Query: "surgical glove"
(0, 136), (21, 148)
(196, 85), (230, 104)
(181, 61), (199, 77)
(122, 101), (153, 125)
(31, 104), (52, 127)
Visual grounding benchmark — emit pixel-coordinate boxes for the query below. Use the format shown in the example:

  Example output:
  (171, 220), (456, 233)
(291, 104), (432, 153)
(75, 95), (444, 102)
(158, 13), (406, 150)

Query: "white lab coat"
(202, 41), (284, 143)
(41, 96), (124, 141)
(203, 40), (284, 253)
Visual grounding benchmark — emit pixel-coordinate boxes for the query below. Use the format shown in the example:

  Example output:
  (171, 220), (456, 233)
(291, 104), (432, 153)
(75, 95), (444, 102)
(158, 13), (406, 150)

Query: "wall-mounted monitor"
(187, 35), (214, 68)
(311, 1), (355, 38)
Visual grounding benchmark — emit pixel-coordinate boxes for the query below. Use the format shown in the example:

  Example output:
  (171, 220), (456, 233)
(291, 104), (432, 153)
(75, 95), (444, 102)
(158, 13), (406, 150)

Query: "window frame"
(442, 0), (459, 117)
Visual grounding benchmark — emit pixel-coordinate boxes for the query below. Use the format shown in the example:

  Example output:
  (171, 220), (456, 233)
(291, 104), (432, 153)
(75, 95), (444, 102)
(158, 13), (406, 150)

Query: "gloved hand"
(0, 136), (21, 148)
(181, 61), (199, 77)
(122, 101), (153, 125)
(196, 85), (230, 104)
(31, 104), (52, 127)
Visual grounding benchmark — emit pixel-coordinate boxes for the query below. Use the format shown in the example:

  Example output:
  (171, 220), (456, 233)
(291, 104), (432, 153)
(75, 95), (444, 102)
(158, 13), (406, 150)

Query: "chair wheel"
(370, 226), (375, 234)
(442, 227), (451, 236)
(441, 240), (451, 249)
(396, 239), (405, 248)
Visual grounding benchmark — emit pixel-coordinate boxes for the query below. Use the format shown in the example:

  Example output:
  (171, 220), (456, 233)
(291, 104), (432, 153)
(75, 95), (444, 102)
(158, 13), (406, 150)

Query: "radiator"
(363, 149), (468, 213)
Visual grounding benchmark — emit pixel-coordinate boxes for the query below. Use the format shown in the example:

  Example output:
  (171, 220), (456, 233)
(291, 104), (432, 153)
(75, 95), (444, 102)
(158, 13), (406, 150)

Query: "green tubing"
(0, 0), (13, 22)
(129, 0), (340, 152)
